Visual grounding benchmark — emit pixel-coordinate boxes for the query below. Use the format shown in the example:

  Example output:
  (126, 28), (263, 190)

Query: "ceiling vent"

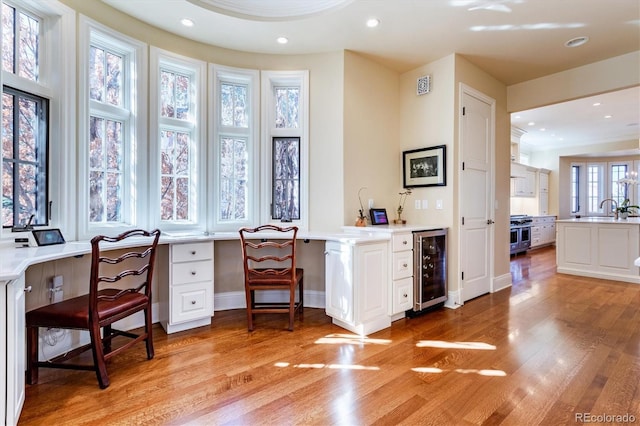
(417, 75), (431, 96)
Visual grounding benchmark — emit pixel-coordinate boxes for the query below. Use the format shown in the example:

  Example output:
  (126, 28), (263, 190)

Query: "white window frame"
(587, 162), (605, 216)
(0, 0), (75, 242)
(570, 162), (585, 217)
(609, 160), (633, 208)
(77, 15), (147, 240)
(150, 47), (206, 233)
(209, 64), (259, 231)
(260, 70), (309, 230)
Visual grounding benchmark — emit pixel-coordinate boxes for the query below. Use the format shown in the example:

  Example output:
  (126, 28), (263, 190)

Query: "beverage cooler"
(410, 228), (447, 313)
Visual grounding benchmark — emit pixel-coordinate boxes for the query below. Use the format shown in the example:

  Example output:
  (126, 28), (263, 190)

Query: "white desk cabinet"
(325, 240), (390, 335)
(159, 242), (214, 334)
(390, 232), (413, 317)
(3, 275), (26, 426)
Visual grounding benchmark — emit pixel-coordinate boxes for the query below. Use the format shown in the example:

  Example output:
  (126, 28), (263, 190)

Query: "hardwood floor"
(19, 246), (640, 425)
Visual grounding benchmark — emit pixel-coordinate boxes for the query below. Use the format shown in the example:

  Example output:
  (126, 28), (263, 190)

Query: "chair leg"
(26, 326), (39, 385)
(245, 287), (254, 331)
(103, 324), (112, 354)
(288, 287), (295, 331)
(90, 323), (110, 389)
(299, 278), (304, 320)
(145, 307), (154, 359)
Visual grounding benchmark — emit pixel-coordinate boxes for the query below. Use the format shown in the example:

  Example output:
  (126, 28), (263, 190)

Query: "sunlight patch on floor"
(273, 362), (379, 370)
(416, 340), (496, 350)
(412, 367), (507, 376)
(315, 333), (392, 345)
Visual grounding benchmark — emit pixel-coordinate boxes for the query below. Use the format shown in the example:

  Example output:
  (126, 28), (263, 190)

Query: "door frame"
(456, 83), (496, 305)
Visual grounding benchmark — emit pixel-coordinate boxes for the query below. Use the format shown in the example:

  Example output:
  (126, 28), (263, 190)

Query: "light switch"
(436, 199), (443, 210)
(415, 200), (421, 210)
(422, 199), (428, 209)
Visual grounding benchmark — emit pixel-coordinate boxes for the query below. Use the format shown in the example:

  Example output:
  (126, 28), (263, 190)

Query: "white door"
(460, 86), (494, 302)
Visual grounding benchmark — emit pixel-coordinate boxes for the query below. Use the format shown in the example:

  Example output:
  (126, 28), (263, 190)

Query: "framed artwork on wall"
(402, 145), (446, 188)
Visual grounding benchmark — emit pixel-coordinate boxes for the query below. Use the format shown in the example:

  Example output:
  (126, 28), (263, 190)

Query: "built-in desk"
(0, 226), (448, 425)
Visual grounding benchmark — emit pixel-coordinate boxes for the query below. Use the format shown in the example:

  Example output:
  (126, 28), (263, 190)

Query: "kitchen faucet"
(599, 198), (618, 220)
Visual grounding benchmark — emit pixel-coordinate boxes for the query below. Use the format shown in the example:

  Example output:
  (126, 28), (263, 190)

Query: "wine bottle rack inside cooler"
(412, 228), (447, 312)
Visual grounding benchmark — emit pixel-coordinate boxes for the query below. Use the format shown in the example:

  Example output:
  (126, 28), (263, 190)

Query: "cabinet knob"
(24, 285), (32, 293)
(403, 263), (408, 268)
(191, 271), (197, 275)
(403, 293), (408, 298)
(191, 250), (196, 255)
(402, 240), (408, 245)
(191, 300), (196, 305)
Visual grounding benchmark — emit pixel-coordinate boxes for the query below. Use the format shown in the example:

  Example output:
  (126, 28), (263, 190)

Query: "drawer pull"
(191, 300), (196, 305)
(190, 250), (197, 255)
(191, 271), (197, 276)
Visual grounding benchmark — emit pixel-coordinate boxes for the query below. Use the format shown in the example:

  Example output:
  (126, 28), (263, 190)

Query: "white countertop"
(0, 229), (395, 282)
(556, 217), (640, 224)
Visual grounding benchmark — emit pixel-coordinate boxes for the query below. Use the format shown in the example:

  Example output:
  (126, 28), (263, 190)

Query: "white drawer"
(391, 277), (413, 314)
(392, 251), (413, 280)
(172, 260), (214, 285)
(170, 282), (213, 324)
(172, 242), (213, 263)
(392, 233), (412, 252)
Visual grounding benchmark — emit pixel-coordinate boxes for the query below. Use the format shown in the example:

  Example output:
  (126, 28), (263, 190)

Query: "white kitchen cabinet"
(530, 216), (556, 248)
(3, 275), (26, 426)
(160, 242), (214, 334)
(325, 240), (390, 335)
(390, 232), (413, 317)
(538, 170), (550, 215)
(511, 163), (536, 197)
(556, 220), (639, 283)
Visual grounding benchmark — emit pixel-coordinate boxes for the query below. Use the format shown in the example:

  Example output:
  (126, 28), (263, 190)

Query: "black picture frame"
(369, 208), (389, 225)
(402, 145), (446, 188)
(31, 228), (66, 246)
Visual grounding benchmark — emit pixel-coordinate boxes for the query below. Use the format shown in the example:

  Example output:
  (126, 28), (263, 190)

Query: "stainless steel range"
(510, 215), (532, 255)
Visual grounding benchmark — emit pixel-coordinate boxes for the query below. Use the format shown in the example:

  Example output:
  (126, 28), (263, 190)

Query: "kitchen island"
(556, 217), (640, 284)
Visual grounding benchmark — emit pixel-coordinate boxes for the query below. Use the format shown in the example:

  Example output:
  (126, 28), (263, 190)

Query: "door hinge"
(462, 217), (464, 225)
(462, 271), (464, 280)
(462, 106), (466, 115)
(462, 161), (465, 171)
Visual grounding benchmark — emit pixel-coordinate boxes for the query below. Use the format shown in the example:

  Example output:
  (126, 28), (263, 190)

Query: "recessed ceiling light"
(604, 115), (612, 119)
(592, 102), (601, 106)
(565, 36), (589, 48)
(528, 121), (535, 126)
(540, 128), (546, 131)
(277, 36), (289, 44)
(180, 18), (194, 27)
(366, 18), (380, 28)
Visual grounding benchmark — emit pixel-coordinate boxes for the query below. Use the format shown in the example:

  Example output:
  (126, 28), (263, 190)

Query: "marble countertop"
(556, 217), (640, 224)
(0, 229), (400, 282)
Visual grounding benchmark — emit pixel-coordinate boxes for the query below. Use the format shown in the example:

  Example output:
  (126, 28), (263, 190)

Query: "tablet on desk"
(32, 228), (66, 246)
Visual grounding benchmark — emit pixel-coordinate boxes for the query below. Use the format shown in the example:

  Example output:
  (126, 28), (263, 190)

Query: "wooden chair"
(239, 225), (304, 331)
(26, 228), (161, 389)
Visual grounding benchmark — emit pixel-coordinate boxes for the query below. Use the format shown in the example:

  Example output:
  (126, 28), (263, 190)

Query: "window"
(2, 1), (53, 230)
(587, 163), (604, 215)
(262, 70), (309, 228)
(570, 164), (580, 214)
(210, 65), (259, 230)
(2, 0), (75, 241)
(150, 47), (205, 230)
(78, 16), (147, 238)
(610, 162), (629, 207)
(2, 87), (48, 228)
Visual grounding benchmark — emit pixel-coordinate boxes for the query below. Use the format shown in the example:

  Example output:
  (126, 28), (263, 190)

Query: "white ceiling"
(102, 0), (640, 151)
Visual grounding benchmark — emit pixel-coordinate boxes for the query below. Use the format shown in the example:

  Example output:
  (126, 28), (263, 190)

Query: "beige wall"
(343, 51), (401, 224)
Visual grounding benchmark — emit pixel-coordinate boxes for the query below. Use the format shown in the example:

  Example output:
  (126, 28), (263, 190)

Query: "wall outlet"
(368, 199), (374, 209)
(50, 275), (64, 303)
(436, 199), (443, 210)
